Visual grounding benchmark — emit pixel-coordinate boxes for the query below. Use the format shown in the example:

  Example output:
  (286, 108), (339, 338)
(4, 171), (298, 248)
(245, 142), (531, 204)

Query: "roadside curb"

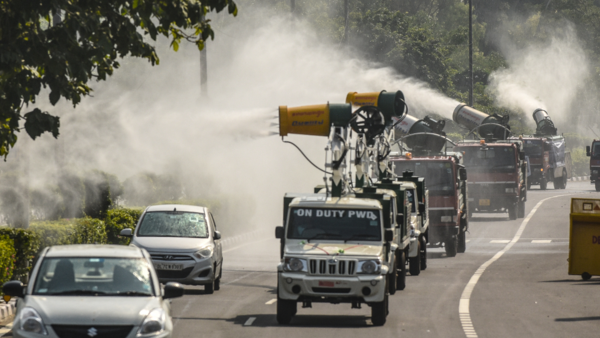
(0, 300), (15, 323)
(568, 176), (590, 182)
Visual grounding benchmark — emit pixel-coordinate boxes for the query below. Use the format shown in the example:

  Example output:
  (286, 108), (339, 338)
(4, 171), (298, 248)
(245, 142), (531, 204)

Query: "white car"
(2, 244), (184, 338)
(121, 204), (223, 293)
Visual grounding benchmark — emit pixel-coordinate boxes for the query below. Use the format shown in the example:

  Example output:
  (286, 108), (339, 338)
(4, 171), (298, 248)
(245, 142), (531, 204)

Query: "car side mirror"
(459, 167), (467, 181)
(2, 280), (25, 300)
(396, 214), (404, 226)
(163, 282), (184, 299)
(418, 202), (425, 214)
(119, 228), (133, 238)
(213, 231), (221, 240)
(275, 226), (284, 239)
(384, 229), (394, 242)
(586, 146), (591, 157)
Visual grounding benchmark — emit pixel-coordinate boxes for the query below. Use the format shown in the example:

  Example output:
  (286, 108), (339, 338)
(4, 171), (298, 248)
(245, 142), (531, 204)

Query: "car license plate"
(479, 199), (490, 206)
(154, 263), (183, 271)
(318, 281), (334, 287)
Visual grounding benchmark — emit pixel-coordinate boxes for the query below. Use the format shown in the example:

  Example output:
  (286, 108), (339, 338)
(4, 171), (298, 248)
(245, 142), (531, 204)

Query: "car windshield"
(137, 211), (208, 238)
(460, 146), (516, 172)
(394, 161), (454, 196)
(33, 257), (154, 296)
(523, 140), (543, 157)
(287, 208), (381, 241)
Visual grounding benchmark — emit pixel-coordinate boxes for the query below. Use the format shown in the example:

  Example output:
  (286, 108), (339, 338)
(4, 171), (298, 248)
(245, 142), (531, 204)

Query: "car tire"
(420, 236), (427, 270)
(214, 264), (222, 291)
(276, 293), (296, 324)
(409, 240), (421, 276)
(518, 200), (525, 218)
(396, 251), (406, 291)
(388, 253), (397, 295)
(457, 229), (466, 254)
(371, 292), (388, 326)
(445, 236), (457, 257)
(205, 279), (215, 294)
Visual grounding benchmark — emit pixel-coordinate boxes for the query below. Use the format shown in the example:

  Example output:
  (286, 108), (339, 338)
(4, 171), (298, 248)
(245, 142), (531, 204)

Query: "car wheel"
(371, 292), (388, 326)
(276, 293), (296, 324)
(396, 251), (406, 291)
(420, 236), (427, 270)
(409, 240), (421, 276)
(388, 253), (397, 295)
(205, 279), (215, 294)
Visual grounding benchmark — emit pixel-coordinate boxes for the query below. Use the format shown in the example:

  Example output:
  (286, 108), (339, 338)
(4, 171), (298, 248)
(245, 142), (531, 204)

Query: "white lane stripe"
(531, 240), (552, 243)
(0, 323), (13, 337)
(265, 298), (277, 305)
(459, 193), (578, 338)
(490, 240), (510, 243)
(244, 317), (257, 326)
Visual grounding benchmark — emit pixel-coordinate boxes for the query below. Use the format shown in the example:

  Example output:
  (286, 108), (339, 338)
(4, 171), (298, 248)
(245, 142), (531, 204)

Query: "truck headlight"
(358, 260), (381, 274)
(505, 188), (515, 193)
(194, 245), (214, 259)
(283, 257), (307, 272)
(20, 307), (48, 335)
(441, 216), (452, 222)
(138, 308), (165, 336)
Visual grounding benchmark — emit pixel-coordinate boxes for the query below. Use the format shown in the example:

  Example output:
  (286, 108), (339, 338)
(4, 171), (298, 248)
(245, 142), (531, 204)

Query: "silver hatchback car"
(121, 204), (223, 293)
(2, 244), (184, 338)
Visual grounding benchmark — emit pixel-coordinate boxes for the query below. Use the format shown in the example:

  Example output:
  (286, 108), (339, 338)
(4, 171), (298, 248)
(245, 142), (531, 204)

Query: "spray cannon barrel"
(453, 103), (510, 140)
(279, 103), (353, 137)
(345, 90), (406, 124)
(532, 108), (557, 136)
(394, 115), (447, 154)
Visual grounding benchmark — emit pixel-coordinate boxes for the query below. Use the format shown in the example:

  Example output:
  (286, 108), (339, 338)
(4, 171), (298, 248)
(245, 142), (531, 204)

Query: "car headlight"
(137, 308), (165, 336)
(283, 257), (307, 272)
(358, 260), (381, 274)
(20, 307), (47, 335)
(194, 245), (214, 259)
(505, 188), (515, 193)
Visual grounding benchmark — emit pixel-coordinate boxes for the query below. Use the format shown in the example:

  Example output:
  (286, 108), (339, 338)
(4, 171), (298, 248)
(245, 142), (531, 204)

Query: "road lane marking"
(531, 240), (552, 243)
(244, 317), (257, 326)
(0, 323), (13, 337)
(265, 298), (277, 305)
(459, 193), (578, 338)
(490, 240), (510, 243)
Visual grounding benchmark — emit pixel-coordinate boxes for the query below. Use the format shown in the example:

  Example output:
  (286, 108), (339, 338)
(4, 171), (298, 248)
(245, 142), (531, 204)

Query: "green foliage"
(29, 219), (77, 252)
(0, 235), (16, 291)
(0, 0), (238, 158)
(105, 208), (143, 245)
(69, 218), (107, 245)
(0, 227), (40, 283)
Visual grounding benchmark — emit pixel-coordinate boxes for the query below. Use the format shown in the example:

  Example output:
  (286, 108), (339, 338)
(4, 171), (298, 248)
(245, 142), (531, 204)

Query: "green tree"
(0, 0), (237, 158)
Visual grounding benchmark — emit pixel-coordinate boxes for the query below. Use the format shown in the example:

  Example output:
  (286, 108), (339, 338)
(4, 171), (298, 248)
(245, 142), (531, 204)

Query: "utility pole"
(200, 13), (208, 97)
(468, 0), (473, 107)
(343, 0), (349, 44)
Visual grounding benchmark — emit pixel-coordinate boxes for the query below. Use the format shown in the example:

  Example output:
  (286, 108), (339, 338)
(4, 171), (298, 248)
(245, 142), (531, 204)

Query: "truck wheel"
(409, 241), (421, 276)
(596, 181), (600, 192)
(388, 256), (397, 295)
(518, 200), (525, 218)
(420, 236), (427, 270)
(508, 203), (518, 220)
(276, 294), (297, 324)
(540, 178), (547, 190)
(445, 236), (457, 257)
(396, 251), (406, 291)
(371, 293), (388, 326)
(457, 230), (466, 253)
(562, 169), (567, 189)
(527, 181), (531, 190)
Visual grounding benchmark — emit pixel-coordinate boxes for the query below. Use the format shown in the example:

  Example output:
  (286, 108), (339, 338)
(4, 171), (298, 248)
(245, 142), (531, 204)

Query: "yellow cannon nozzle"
(278, 103), (353, 137)
(346, 91), (380, 107)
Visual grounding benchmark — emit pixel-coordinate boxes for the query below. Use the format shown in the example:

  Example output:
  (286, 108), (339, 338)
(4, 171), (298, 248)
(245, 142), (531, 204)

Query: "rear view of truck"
(586, 140), (600, 191)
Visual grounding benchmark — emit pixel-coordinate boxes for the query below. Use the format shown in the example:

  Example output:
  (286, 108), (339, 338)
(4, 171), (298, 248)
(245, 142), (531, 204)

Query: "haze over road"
(169, 181), (600, 338)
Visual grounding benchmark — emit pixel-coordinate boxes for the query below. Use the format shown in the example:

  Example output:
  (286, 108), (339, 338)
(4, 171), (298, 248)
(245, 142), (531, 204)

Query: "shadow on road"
(172, 314), (373, 328)
(555, 316), (600, 322)
(469, 216), (509, 222)
(539, 278), (600, 285)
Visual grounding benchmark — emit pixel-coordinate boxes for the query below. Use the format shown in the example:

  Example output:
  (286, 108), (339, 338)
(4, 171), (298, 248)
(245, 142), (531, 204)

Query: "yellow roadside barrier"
(568, 198), (600, 280)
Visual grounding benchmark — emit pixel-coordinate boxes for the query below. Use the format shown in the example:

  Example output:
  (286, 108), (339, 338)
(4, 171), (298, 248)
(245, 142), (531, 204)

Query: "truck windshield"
(461, 146), (516, 172)
(394, 161), (454, 195)
(523, 140), (543, 157)
(287, 208), (381, 241)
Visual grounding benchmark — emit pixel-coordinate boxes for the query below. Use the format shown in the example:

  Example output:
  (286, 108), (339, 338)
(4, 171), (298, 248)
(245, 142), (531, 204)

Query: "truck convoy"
(452, 104), (528, 220)
(275, 90), (429, 326)
(509, 109), (569, 190)
(389, 114), (468, 257)
(586, 139), (600, 191)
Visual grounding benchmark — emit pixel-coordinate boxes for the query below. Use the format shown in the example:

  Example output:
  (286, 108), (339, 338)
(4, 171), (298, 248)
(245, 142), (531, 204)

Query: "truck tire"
(445, 236), (457, 257)
(596, 181), (600, 192)
(457, 230), (466, 253)
(371, 292), (388, 326)
(420, 236), (427, 270)
(276, 293), (296, 324)
(508, 203), (518, 220)
(561, 169), (567, 189)
(518, 200), (525, 218)
(540, 178), (547, 190)
(409, 241), (421, 276)
(527, 180), (531, 190)
(388, 255), (397, 295)
(396, 251), (406, 291)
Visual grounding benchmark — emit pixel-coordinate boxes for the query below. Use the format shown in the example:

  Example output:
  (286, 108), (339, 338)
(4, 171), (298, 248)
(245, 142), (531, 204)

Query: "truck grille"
(309, 259), (356, 275)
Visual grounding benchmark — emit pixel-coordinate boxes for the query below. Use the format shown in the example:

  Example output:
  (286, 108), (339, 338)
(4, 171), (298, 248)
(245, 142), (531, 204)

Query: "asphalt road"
(1, 181), (598, 338)
(170, 180), (600, 338)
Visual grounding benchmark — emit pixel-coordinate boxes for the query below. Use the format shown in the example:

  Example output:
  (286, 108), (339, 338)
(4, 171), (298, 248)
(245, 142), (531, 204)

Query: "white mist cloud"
(488, 24), (590, 127)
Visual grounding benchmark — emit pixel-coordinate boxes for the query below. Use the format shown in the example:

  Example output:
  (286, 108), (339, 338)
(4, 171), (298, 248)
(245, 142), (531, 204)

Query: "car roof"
(145, 204), (207, 213)
(45, 244), (145, 258)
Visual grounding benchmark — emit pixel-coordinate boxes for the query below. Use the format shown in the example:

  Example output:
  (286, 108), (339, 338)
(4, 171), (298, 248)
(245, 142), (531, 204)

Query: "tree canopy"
(0, 0), (237, 158)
